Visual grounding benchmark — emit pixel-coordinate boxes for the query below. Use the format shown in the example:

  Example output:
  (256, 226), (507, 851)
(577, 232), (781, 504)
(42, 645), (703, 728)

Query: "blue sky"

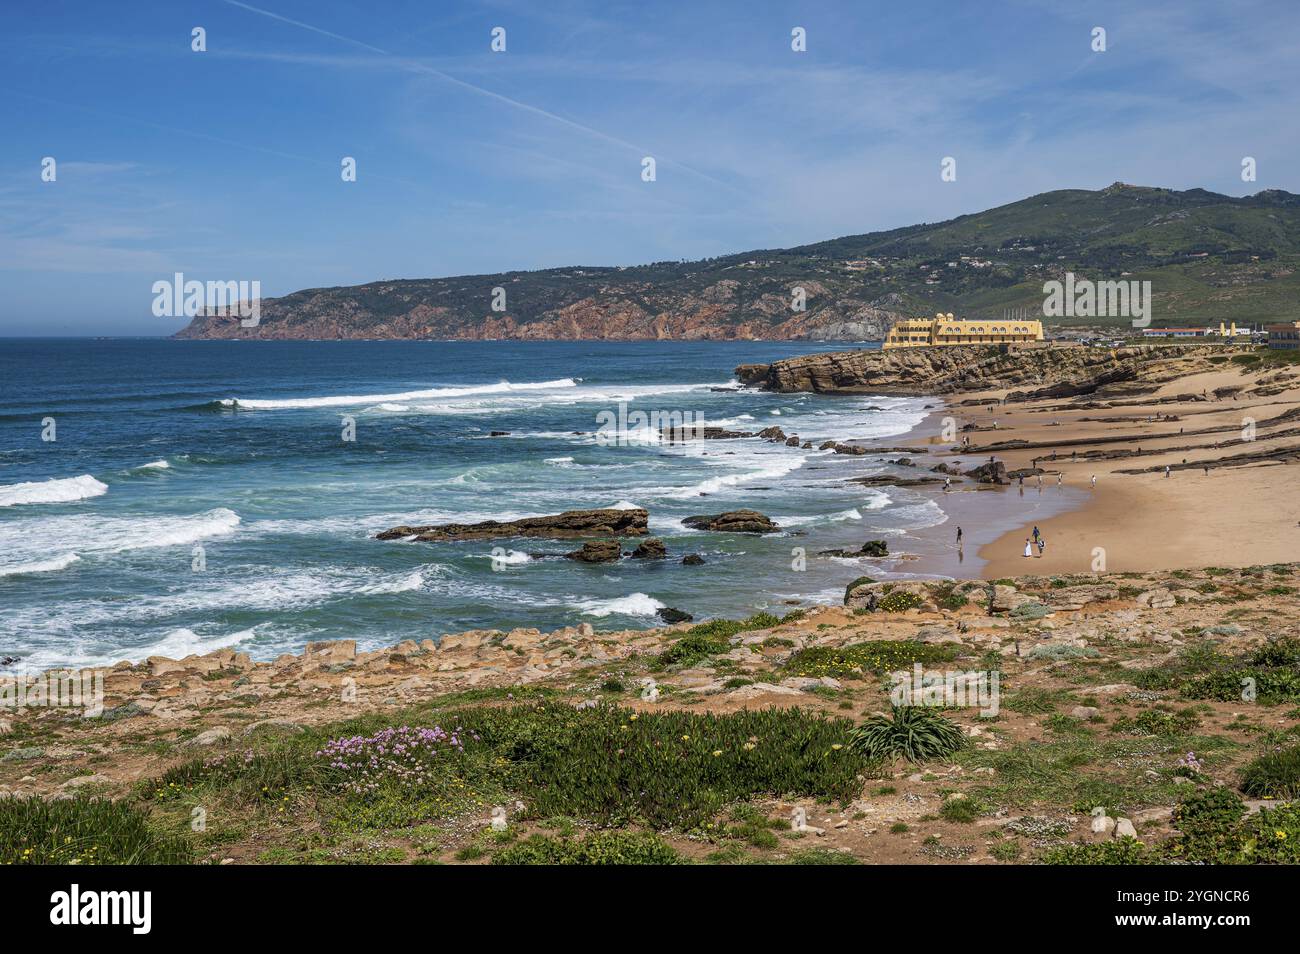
(2, 0), (1297, 335)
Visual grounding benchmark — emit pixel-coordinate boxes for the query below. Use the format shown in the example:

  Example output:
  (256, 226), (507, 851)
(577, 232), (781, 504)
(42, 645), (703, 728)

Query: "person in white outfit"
(1023, 539), (1033, 558)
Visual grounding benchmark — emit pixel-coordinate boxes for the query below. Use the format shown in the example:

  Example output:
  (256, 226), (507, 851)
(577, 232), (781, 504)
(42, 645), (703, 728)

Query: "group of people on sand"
(1023, 525), (1046, 558)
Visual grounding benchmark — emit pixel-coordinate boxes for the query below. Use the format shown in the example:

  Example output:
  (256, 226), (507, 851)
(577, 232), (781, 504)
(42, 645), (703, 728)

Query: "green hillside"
(179, 183), (1300, 339)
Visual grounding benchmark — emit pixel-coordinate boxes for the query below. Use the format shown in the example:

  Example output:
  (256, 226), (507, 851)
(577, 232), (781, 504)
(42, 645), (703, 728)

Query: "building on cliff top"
(1266, 321), (1300, 350)
(883, 313), (1044, 349)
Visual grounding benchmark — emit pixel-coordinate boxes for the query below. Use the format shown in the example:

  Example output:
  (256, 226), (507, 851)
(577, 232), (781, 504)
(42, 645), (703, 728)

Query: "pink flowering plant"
(318, 726), (470, 795)
(316, 724), (501, 826)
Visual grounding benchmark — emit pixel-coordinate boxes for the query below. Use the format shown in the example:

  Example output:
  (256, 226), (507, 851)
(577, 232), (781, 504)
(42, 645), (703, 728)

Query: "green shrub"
(939, 795), (980, 823)
(492, 831), (680, 865)
(1173, 786), (1247, 863)
(1011, 602), (1052, 620)
(879, 590), (924, 613)
(653, 613), (785, 668)
(653, 632), (732, 669)
(1240, 744), (1300, 799)
(1112, 712), (1201, 738)
(783, 640), (959, 679)
(0, 797), (193, 865)
(1250, 637), (1300, 668)
(990, 840), (1023, 861)
(1041, 837), (1159, 865)
(848, 707), (966, 763)
(1025, 643), (1100, 661)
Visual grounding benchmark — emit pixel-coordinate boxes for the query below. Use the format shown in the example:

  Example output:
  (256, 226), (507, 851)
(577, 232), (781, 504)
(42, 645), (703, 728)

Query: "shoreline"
(848, 405), (1085, 582)
(817, 347), (1300, 582)
(967, 365), (1300, 577)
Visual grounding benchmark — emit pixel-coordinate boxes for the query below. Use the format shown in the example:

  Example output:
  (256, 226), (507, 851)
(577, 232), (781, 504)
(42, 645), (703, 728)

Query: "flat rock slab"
(377, 508), (648, 541)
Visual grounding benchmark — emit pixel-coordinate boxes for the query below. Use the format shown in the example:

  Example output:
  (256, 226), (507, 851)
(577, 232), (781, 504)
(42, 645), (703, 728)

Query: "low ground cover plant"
(1137, 637), (1300, 704)
(1042, 787), (1300, 865)
(783, 640), (960, 679)
(492, 830), (680, 865)
(0, 796), (193, 865)
(146, 703), (864, 837)
(652, 612), (788, 668)
(1239, 744), (1300, 799)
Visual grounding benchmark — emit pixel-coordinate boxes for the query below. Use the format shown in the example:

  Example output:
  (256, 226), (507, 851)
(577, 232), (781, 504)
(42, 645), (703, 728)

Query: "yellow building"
(1266, 321), (1300, 351)
(882, 313), (1044, 349)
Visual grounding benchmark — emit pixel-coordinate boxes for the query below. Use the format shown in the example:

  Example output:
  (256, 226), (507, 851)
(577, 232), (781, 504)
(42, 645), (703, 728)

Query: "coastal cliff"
(174, 184), (1300, 341)
(735, 344), (1242, 397)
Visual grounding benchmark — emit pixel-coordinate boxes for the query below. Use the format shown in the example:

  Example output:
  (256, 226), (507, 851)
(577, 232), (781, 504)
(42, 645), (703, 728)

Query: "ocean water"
(0, 339), (950, 672)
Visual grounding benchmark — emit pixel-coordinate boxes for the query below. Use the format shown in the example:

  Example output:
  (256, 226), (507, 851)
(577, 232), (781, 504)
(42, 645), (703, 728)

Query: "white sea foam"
(0, 553), (81, 577)
(666, 453), (805, 499)
(221, 377), (578, 410)
(573, 593), (665, 617)
(860, 489), (891, 510)
(355, 569), (427, 594)
(137, 459), (170, 471)
(0, 508), (241, 570)
(139, 626), (257, 661)
(544, 456), (575, 465)
(481, 549), (532, 565)
(0, 475), (107, 508)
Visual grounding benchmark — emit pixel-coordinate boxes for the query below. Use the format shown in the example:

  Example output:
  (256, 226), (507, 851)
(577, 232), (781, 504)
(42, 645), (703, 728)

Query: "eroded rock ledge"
(735, 344), (1244, 397)
(377, 508), (648, 541)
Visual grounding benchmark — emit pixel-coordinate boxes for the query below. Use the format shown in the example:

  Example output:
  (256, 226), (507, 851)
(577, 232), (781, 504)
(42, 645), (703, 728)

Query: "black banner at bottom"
(0, 863), (1275, 939)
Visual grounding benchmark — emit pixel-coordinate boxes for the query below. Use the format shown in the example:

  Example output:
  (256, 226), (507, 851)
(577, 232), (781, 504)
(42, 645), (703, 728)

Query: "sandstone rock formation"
(736, 345), (1246, 398)
(377, 508), (648, 541)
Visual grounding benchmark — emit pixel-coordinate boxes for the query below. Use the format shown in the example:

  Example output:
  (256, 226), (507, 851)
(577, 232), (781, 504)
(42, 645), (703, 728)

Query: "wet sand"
(974, 365), (1300, 577)
(854, 361), (1300, 580)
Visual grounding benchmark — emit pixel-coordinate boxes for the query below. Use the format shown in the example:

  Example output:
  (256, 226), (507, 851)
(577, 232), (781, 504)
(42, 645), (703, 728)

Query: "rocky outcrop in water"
(565, 541), (623, 563)
(630, 538), (667, 559)
(681, 510), (779, 534)
(377, 508), (648, 541)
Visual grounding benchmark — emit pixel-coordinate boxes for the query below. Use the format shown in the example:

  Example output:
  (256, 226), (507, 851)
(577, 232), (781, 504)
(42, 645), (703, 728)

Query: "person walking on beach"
(1091, 474), (1097, 488)
(1023, 538), (1033, 558)
(1164, 465), (1171, 478)
(944, 476), (951, 492)
(1037, 536), (1046, 556)
(1032, 526), (1041, 545)
(1057, 473), (1063, 486)
(956, 526), (963, 546)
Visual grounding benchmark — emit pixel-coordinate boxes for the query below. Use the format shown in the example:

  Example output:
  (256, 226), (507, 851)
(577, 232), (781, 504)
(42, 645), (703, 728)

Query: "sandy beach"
(964, 362), (1300, 577)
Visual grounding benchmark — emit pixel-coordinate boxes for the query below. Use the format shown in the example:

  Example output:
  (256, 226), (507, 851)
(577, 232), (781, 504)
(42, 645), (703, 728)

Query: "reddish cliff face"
(174, 279), (901, 341)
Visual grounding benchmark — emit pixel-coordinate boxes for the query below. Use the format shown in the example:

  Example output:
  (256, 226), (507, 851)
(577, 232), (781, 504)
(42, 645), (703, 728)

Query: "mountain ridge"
(176, 183), (1300, 341)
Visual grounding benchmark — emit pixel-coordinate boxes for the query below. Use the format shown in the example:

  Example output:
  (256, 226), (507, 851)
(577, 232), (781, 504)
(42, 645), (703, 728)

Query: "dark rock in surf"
(657, 607), (694, 624)
(564, 540), (622, 563)
(682, 510), (779, 534)
(377, 507), (649, 542)
(630, 538), (667, 559)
